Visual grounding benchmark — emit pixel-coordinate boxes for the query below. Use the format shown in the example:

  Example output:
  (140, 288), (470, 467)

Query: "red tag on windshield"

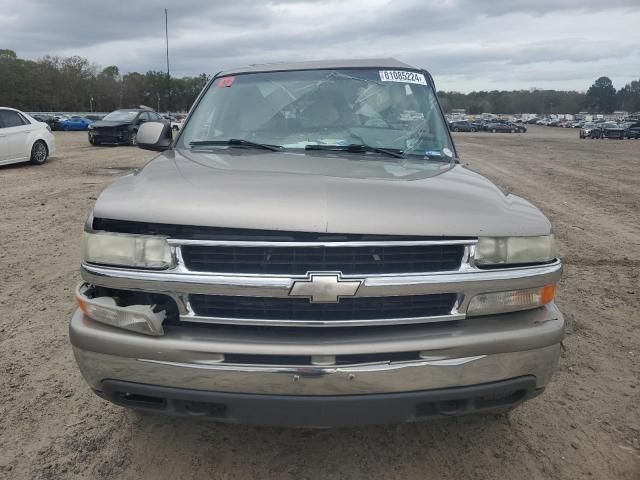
(217, 76), (235, 88)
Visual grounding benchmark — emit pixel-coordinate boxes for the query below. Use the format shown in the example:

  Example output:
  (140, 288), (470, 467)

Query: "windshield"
(179, 68), (455, 161)
(103, 110), (138, 122)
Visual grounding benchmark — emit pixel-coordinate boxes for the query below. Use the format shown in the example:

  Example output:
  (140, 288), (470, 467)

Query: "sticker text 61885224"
(379, 70), (427, 85)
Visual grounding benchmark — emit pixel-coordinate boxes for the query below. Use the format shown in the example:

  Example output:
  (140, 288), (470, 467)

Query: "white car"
(0, 107), (56, 166)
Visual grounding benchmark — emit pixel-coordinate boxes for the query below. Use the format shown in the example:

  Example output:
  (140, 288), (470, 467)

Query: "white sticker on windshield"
(379, 70), (427, 85)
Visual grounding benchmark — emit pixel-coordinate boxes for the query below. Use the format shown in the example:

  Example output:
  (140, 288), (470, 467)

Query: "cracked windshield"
(179, 68), (455, 171)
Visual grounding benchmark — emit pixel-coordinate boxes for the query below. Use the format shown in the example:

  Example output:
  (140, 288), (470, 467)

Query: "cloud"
(0, 0), (638, 92)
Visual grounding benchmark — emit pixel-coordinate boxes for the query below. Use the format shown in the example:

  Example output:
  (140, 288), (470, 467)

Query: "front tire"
(491, 128), (496, 133)
(30, 140), (48, 165)
(470, 128), (476, 132)
(510, 129), (515, 133)
(128, 130), (137, 146)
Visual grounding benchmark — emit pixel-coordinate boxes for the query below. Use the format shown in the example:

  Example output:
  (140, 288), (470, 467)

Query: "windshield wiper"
(190, 139), (283, 152)
(305, 143), (404, 158)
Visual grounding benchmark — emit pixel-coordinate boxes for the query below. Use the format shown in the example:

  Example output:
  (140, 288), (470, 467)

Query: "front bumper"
(97, 376), (542, 427)
(70, 303), (563, 425)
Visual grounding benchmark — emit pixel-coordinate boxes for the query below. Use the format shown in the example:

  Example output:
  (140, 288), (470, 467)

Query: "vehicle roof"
(218, 58), (418, 76)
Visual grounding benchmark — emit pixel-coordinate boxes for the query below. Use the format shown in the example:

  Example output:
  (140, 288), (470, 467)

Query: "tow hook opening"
(415, 387), (530, 417)
(114, 392), (166, 409)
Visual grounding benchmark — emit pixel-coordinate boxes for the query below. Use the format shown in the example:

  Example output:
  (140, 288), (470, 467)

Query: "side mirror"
(137, 122), (172, 151)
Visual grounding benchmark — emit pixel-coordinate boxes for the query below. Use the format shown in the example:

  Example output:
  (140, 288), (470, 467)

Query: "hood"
(93, 148), (551, 237)
(91, 120), (132, 129)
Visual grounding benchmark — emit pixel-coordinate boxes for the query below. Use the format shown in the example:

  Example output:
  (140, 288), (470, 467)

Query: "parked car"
(33, 114), (67, 131)
(88, 108), (166, 146)
(0, 107), (55, 166)
(590, 122), (625, 139)
(470, 120), (486, 130)
(449, 120), (477, 132)
(485, 121), (517, 133)
(85, 114), (105, 122)
(503, 121), (526, 133)
(624, 122), (640, 139)
(579, 123), (596, 139)
(70, 59), (564, 427)
(31, 114), (62, 131)
(61, 116), (93, 131)
(526, 117), (540, 124)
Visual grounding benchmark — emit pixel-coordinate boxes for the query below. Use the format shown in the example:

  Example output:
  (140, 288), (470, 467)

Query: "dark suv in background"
(88, 107), (166, 146)
(589, 122), (625, 140)
(623, 122), (640, 139)
(449, 120), (477, 132)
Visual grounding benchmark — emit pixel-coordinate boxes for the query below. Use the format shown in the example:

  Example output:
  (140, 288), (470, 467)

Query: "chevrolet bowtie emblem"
(289, 273), (362, 303)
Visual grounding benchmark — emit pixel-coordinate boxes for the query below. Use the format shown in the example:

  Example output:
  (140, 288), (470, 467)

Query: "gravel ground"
(0, 126), (638, 479)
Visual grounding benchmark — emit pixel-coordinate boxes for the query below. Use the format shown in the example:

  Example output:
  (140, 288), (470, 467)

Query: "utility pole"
(165, 8), (170, 113)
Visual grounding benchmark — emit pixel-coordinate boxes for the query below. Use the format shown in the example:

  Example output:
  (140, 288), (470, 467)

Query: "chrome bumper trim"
(139, 354), (488, 372)
(72, 344), (560, 395)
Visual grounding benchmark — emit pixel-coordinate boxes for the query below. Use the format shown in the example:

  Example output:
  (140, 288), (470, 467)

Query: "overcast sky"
(1, 0), (638, 92)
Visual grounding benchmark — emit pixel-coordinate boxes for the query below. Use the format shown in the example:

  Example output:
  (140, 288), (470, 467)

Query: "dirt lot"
(0, 126), (638, 479)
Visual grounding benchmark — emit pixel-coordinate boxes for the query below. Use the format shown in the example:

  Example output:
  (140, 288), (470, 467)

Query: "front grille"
(181, 244), (465, 275)
(94, 127), (117, 136)
(188, 293), (457, 321)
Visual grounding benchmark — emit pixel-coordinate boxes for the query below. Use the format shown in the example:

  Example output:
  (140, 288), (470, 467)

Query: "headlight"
(467, 284), (556, 316)
(83, 231), (172, 269)
(474, 235), (557, 266)
(75, 284), (165, 335)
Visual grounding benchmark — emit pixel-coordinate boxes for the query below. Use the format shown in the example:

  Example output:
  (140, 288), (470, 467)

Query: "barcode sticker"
(379, 70), (427, 85)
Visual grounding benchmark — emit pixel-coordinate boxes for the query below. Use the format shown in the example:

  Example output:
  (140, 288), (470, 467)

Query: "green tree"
(584, 76), (617, 113)
(617, 80), (640, 113)
(0, 49), (17, 60)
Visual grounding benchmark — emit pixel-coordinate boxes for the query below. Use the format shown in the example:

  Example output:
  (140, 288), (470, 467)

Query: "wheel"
(470, 128), (476, 132)
(453, 127), (459, 132)
(89, 135), (98, 146)
(510, 129), (515, 133)
(491, 128), (496, 133)
(128, 130), (137, 146)
(30, 140), (48, 165)
(172, 125), (179, 131)
(63, 125), (69, 131)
